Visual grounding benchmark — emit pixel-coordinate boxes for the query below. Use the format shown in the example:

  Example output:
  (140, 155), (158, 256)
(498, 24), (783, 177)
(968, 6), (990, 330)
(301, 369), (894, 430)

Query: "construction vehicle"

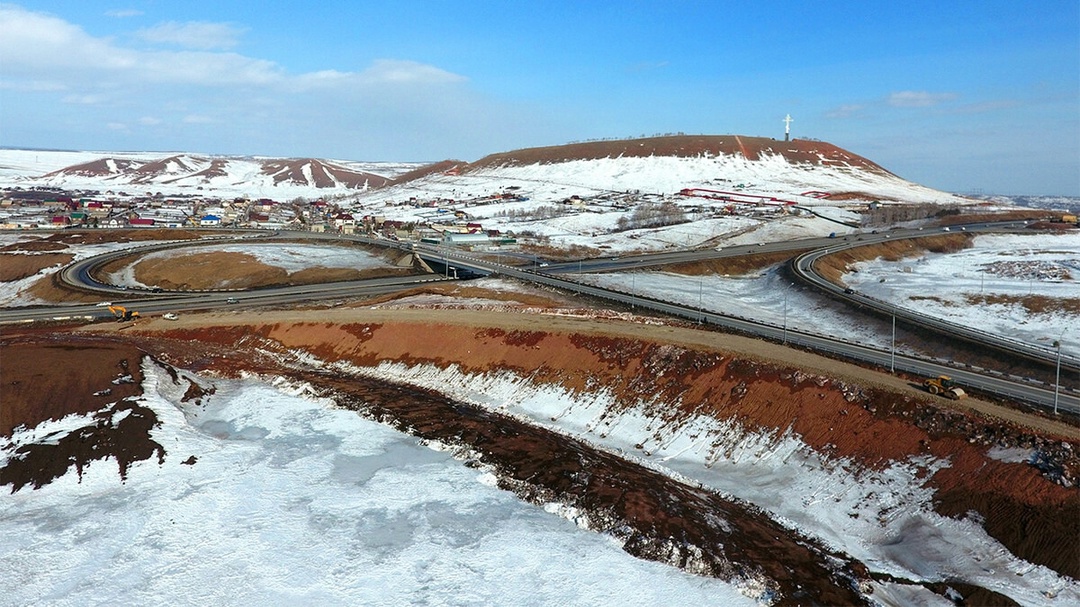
(107, 305), (140, 322)
(923, 375), (966, 400)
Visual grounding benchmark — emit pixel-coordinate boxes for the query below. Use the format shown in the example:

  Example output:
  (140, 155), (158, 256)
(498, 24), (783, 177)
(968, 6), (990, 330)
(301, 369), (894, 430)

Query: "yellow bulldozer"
(923, 375), (966, 400)
(107, 305), (140, 322)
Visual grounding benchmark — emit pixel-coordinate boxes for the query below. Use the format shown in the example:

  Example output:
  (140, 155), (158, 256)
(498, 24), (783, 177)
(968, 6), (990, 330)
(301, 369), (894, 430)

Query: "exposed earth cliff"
(3, 308), (1076, 606)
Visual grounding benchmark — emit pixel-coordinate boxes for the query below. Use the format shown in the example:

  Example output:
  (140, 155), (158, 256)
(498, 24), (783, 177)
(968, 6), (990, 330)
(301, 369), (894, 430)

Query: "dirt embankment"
(5, 309), (1078, 594)
(0, 253), (74, 282)
(104, 309), (1079, 581)
(93, 247), (415, 291)
(813, 233), (974, 285)
(660, 249), (812, 276)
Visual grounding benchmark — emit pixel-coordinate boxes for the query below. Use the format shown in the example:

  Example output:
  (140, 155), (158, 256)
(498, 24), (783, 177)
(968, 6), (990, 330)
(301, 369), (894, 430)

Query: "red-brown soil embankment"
(101, 308), (1079, 580)
(92, 244), (415, 291)
(0, 253), (74, 282)
(0, 333), (165, 492)
(813, 233), (974, 285)
(5, 308), (1077, 592)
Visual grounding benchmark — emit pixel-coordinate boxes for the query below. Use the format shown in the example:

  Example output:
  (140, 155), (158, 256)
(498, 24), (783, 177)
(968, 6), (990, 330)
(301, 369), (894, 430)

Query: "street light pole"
(698, 276), (704, 324)
(890, 314), (896, 373)
(1054, 339), (1062, 415)
(783, 289), (788, 344)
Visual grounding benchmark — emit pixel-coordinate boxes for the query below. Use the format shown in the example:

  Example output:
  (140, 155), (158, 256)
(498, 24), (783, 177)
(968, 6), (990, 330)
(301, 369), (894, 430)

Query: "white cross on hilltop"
(783, 114), (794, 140)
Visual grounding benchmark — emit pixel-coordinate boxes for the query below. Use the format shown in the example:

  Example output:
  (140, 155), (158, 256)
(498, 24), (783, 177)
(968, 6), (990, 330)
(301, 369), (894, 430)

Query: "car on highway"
(226, 297), (238, 304)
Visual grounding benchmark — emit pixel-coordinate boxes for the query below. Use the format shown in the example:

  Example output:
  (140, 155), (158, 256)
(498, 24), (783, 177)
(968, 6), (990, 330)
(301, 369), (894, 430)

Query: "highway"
(408, 242), (1080, 415)
(5, 225), (1077, 415)
(789, 224), (1080, 374)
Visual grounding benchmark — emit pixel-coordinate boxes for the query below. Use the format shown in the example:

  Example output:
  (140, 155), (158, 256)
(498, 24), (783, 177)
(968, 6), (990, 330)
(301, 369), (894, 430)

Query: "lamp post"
(890, 314), (896, 373)
(698, 276), (704, 323)
(1054, 339), (1062, 415)
(782, 282), (794, 344)
(783, 289), (788, 344)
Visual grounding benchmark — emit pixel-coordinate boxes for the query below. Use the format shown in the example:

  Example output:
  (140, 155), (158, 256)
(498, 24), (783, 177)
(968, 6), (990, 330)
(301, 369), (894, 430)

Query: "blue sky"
(1, 1), (1077, 195)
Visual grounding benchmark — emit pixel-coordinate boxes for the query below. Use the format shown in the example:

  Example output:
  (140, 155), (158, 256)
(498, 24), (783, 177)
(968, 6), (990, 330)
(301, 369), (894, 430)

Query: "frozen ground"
(106, 243), (395, 289)
(844, 232), (1079, 356)
(576, 267), (887, 347)
(313, 353), (1078, 607)
(0, 362), (755, 607)
(575, 231), (1080, 359)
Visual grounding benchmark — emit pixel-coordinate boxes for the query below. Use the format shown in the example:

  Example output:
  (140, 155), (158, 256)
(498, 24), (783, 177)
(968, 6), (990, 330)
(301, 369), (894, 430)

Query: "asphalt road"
(6, 225), (1077, 415)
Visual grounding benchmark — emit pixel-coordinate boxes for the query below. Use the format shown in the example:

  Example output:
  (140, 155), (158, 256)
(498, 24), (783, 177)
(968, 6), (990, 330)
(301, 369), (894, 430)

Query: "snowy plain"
(0, 362), (756, 607)
(315, 353), (1078, 607)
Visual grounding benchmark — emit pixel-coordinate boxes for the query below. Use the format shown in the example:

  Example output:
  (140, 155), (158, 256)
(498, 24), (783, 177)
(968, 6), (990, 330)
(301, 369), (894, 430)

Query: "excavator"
(923, 375), (966, 400)
(107, 305), (140, 322)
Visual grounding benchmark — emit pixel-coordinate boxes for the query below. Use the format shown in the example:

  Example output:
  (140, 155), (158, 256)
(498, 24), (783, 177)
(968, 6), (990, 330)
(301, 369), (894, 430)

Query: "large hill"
(468, 135), (893, 173)
(364, 135), (966, 206)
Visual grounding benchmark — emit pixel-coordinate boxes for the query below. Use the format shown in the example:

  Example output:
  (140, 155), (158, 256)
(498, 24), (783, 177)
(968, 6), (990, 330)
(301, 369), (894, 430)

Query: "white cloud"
(138, 116), (161, 126)
(105, 9), (143, 18)
(825, 104), (865, 119)
(63, 94), (105, 105)
(0, 7), (464, 92)
(0, 6), (535, 162)
(887, 90), (958, 108)
(360, 59), (468, 85)
(136, 21), (245, 51)
(0, 5), (138, 72)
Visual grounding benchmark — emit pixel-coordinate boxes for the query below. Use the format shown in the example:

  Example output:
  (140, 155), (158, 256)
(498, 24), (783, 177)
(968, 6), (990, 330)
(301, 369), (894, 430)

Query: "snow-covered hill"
(0, 149), (421, 199)
(340, 136), (976, 252)
(358, 135), (971, 206)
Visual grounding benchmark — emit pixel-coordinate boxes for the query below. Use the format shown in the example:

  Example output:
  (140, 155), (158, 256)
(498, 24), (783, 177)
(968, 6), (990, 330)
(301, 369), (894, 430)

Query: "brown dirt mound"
(0, 252), (73, 282)
(967, 293), (1080, 316)
(114, 249), (414, 291)
(465, 135), (893, 175)
(0, 240), (68, 252)
(386, 159), (467, 186)
(660, 249), (812, 276)
(0, 335), (147, 436)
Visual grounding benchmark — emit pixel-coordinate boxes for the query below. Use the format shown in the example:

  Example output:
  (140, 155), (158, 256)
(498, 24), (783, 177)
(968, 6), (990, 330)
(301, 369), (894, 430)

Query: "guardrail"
(790, 241), (1080, 373)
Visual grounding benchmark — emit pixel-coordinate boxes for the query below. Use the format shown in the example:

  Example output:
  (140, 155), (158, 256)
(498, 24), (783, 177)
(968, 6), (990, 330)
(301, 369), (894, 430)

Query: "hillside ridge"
(464, 135), (894, 175)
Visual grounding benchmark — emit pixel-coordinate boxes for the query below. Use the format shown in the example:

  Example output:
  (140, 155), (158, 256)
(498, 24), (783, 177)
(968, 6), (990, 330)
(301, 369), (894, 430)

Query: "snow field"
(0, 360), (755, 607)
(844, 232), (1080, 356)
(312, 355), (1079, 607)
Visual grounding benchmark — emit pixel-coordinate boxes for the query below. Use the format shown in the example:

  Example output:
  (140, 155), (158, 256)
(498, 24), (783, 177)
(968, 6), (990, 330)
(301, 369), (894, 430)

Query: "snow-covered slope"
(357, 135), (970, 206)
(335, 135), (974, 251)
(0, 149), (421, 199)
